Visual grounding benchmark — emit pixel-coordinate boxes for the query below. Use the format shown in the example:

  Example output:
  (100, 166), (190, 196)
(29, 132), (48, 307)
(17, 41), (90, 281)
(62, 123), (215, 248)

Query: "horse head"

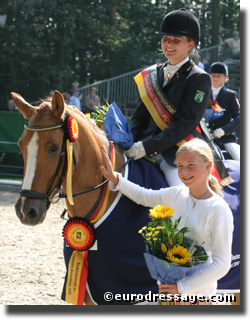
(12, 90), (121, 226)
(11, 91), (67, 225)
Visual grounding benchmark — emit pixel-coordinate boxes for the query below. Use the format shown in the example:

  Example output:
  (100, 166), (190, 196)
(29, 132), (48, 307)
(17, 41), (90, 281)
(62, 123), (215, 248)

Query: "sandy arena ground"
(0, 186), (68, 305)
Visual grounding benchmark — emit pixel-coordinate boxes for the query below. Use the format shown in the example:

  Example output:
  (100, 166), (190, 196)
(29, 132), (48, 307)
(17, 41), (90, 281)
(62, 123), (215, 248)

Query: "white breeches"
(159, 159), (183, 187)
(223, 142), (240, 161)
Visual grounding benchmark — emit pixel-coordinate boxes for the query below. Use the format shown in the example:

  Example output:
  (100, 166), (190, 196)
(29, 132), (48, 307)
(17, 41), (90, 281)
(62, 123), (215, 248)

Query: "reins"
(58, 156), (131, 200)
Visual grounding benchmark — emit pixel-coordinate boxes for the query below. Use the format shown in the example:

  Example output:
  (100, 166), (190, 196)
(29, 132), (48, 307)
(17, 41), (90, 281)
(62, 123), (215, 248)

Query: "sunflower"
(149, 205), (175, 219)
(167, 245), (191, 265)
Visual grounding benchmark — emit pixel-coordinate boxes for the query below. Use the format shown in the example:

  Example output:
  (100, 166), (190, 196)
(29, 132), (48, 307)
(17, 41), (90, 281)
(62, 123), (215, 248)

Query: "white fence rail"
(79, 67), (144, 115)
(79, 44), (235, 115)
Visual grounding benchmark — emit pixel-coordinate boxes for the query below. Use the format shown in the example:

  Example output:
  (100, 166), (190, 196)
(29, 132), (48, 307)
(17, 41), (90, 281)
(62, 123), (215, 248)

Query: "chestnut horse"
(11, 90), (168, 305)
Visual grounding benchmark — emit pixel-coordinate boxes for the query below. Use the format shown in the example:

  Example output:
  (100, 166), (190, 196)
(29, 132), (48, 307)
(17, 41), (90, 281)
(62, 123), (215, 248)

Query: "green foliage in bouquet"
(91, 103), (110, 129)
(139, 205), (208, 267)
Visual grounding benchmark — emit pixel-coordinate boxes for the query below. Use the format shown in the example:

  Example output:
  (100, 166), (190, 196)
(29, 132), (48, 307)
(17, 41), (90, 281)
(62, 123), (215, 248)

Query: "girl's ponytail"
(209, 175), (222, 195)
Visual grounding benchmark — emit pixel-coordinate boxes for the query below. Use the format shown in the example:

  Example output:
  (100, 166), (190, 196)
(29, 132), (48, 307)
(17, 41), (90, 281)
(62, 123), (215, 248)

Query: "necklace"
(190, 190), (210, 208)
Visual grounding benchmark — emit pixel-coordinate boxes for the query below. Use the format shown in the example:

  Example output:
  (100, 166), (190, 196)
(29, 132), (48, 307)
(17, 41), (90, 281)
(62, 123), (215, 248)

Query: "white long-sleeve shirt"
(109, 173), (234, 297)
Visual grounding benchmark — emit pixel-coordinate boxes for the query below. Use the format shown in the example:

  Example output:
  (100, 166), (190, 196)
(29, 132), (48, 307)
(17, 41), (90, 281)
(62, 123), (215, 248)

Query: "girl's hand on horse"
(101, 146), (120, 186)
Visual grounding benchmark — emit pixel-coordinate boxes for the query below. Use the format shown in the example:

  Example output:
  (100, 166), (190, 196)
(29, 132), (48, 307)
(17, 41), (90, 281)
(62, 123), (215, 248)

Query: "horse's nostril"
(27, 208), (38, 220)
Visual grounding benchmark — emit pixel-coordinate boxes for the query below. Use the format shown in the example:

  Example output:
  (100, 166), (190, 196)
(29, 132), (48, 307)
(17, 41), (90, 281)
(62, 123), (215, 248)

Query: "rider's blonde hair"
(176, 139), (222, 195)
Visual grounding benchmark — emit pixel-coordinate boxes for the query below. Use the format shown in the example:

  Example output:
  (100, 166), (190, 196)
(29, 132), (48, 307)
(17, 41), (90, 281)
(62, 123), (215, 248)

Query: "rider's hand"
(125, 141), (146, 160)
(100, 146), (120, 186)
(213, 128), (225, 139)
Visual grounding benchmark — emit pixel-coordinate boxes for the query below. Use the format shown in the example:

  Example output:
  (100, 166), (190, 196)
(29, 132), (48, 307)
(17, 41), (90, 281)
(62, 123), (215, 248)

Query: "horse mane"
(36, 97), (109, 146)
(71, 106), (109, 145)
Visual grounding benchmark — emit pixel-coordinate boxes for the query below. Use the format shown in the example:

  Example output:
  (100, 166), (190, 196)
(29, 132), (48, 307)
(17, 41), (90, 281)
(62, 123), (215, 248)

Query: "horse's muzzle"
(15, 197), (47, 226)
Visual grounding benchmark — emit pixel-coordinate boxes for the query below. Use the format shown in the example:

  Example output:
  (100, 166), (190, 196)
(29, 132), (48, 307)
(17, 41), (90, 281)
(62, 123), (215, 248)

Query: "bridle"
(20, 120), (110, 209)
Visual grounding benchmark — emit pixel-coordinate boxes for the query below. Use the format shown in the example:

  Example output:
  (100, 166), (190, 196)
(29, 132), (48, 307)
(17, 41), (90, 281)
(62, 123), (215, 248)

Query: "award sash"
(134, 64), (202, 146)
(134, 65), (231, 185)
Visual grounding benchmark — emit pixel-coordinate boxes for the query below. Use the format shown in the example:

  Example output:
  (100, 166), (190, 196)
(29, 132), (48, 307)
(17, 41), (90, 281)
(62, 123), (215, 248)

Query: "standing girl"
(125, 8), (212, 186)
(101, 139), (233, 304)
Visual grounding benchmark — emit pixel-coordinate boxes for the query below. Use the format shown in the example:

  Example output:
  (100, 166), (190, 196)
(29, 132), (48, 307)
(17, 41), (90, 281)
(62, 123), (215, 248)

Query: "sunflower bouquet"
(139, 205), (208, 284)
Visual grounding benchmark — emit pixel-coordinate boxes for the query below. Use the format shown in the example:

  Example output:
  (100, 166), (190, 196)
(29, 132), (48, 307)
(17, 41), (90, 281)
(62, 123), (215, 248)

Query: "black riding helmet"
(157, 8), (200, 45)
(210, 62), (229, 76)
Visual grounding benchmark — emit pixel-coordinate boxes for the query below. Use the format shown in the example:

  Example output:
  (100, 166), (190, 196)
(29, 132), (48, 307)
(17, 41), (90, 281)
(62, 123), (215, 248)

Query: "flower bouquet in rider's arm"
(139, 205), (208, 305)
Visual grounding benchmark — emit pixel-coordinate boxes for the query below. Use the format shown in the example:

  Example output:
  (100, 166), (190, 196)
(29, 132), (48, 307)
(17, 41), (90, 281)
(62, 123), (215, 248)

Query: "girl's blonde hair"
(176, 138), (222, 195)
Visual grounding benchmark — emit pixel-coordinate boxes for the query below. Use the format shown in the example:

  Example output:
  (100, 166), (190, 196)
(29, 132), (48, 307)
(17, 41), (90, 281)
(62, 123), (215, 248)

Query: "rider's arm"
(221, 92), (240, 135)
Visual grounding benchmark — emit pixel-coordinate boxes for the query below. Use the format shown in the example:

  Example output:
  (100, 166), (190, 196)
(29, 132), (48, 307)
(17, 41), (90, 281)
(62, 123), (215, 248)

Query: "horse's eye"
(49, 144), (59, 153)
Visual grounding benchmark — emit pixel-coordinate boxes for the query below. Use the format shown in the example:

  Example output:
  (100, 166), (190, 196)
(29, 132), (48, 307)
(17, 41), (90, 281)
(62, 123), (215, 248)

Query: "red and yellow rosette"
(63, 217), (96, 251)
(66, 115), (79, 141)
(62, 218), (96, 305)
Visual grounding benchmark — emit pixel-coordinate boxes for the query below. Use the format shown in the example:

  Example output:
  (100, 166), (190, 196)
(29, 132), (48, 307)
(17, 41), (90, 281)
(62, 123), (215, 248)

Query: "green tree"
(0, 0), (240, 110)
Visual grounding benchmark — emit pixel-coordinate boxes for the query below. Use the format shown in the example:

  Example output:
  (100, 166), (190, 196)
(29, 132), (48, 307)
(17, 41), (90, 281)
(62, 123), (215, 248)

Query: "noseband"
(20, 120), (109, 209)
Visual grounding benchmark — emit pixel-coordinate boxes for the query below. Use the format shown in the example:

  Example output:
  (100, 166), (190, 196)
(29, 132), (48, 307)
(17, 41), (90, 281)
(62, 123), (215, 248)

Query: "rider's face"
(161, 36), (194, 65)
(210, 73), (227, 88)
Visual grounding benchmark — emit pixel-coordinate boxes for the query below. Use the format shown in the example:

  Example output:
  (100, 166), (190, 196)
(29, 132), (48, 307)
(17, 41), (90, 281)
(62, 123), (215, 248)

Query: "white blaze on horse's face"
(21, 132), (39, 205)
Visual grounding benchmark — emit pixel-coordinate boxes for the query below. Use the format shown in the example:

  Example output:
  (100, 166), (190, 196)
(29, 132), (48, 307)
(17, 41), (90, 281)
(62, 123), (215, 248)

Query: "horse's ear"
(52, 90), (65, 120)
(10, 92), (35, 119)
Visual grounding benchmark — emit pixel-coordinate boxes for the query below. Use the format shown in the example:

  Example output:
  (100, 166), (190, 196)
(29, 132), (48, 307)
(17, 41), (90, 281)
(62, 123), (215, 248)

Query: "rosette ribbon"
(65, 116), (79, 205)
(63, 217), (96, 251)
(62, 143), (116, 305)
(62, 218), (96, 305)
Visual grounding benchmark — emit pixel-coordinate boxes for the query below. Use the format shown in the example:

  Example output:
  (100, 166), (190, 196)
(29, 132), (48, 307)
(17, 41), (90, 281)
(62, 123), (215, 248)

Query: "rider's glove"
(125, 141), (146, 160)
(213, 128), (225, 139)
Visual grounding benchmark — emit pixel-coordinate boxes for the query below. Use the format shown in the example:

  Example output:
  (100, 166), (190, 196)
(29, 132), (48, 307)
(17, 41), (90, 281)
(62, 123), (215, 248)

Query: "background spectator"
(7, 99), (19, 112)
(224, 31), (240, 59)
(85, 87), (101, 113)
(192, 54), (205, 70)
(202, 58), (211, 73)
(64, 89), (81, 111)
(72, 81), (83, 101)
(49, 90), (55, 97)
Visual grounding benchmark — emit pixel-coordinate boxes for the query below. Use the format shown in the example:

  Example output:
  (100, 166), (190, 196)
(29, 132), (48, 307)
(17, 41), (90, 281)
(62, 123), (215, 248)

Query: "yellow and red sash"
(134, 65), (202, 147)
(62, 142), (116, 305)
(134, 65), (231, 184)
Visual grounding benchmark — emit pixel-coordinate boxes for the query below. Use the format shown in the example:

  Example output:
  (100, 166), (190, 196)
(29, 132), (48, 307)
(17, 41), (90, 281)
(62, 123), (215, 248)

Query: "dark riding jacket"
(131, 60), (211, 165)
(209, 86), (240, 144)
